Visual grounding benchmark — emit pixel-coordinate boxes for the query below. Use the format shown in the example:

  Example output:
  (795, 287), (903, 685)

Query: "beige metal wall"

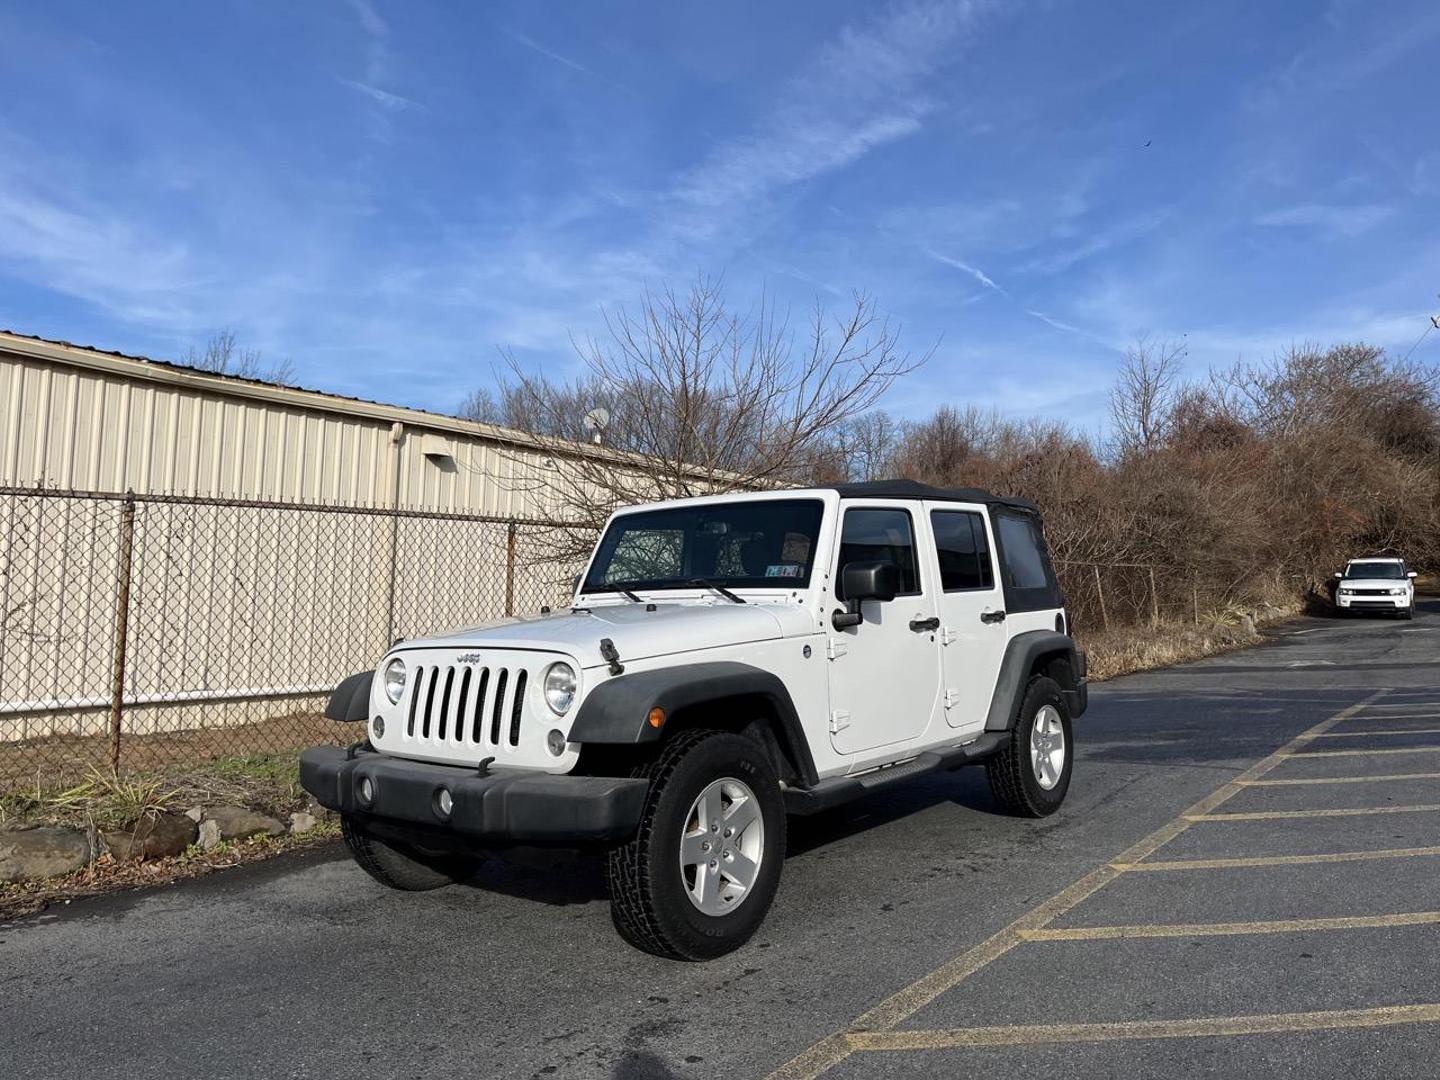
(0, 332), (574, 516)
(0, 333), (606, 750)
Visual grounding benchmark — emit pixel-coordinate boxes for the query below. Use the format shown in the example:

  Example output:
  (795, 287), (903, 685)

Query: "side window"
(930, 510), (995, 591)
(836, 508), (920, 597)
(995, 512), (1049, 590)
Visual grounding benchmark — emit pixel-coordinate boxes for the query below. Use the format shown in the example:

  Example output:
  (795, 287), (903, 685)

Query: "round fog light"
(435, 788), (453, 818)
(358, 776), (375, 806)
(372, 715), (385, 739)
(546, 728), (567, 756)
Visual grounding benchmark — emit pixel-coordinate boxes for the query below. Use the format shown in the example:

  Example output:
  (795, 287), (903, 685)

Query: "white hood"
(398, 601), (808, 668)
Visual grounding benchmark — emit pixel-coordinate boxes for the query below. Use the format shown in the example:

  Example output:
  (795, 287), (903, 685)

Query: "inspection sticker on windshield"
(765, 564), (802, 578)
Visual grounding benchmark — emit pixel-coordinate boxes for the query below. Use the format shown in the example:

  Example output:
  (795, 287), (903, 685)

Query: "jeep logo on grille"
(455, 652), (482, 664)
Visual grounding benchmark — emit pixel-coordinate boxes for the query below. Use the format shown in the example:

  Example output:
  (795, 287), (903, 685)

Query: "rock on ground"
(197, 819), (223, 851)
(201, 805), (285, 843)
(0, 824), (92, 882)
(288, 811), (318, 835)
(102, 811), (199, 861)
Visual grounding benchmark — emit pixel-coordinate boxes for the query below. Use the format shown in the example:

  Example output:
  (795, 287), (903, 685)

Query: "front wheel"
(342, 816), (480, 891)
(607, 729), (785, 960)
(986, 675), (1073, 817)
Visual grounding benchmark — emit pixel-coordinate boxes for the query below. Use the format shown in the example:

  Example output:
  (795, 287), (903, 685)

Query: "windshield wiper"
(586, 582), (642, 602)
(686, 578), (746, 604)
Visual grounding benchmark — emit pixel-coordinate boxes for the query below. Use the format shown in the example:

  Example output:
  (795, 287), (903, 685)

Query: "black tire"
(341, 816), (478, 891)
(986, 675), (1073, 817)
(1401, 606), (1414, 620)
(607, 729), (786, 961)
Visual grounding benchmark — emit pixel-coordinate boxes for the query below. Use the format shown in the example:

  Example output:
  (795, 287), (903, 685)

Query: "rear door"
(825, 501), (942, 757)
(923, 503), (1009, 736)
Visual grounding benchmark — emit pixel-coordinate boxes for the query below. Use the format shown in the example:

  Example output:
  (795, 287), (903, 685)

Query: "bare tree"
(185, 328), (296, 384)
(471, 278), (927, 556)
(1110, 334), (1187, 455)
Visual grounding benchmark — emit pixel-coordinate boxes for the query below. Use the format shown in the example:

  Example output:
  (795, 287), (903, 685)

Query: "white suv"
(302, 480), (1087, 959)
(1333, 557), (1417, 619)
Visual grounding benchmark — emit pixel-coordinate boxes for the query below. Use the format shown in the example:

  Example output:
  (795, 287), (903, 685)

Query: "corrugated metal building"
(0, 331), (620, 753)
(1, 330), (579, 514)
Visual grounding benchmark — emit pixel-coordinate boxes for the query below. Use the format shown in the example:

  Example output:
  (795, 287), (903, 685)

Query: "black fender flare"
(984, 631), (1087, 731)
(325, 671), (373, 722)
(569, 661), (819, 787)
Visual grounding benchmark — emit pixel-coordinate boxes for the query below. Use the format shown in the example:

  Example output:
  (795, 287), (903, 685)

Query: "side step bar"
(783, 732), (1007, 816)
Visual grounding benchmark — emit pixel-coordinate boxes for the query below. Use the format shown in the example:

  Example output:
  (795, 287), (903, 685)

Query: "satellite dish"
(582, 407), (610, 444)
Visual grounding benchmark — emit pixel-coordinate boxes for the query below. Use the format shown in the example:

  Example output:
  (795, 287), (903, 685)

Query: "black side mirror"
(833, 560), (900, 629)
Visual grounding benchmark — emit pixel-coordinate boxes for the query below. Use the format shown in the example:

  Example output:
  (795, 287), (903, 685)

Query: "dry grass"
(1081, 599), (1305, 681)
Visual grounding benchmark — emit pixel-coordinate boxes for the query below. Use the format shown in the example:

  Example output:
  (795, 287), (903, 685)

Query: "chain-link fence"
(1, 487), (587, 791)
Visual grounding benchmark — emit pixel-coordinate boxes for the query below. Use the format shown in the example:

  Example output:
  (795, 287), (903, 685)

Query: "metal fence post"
(108, 492), (136, 773)
(1149, 565), (1160, 627)
(504, 522), (518, 617)
(1092, 564), (1109, 632)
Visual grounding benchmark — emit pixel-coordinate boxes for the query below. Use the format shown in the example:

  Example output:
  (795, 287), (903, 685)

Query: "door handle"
(909, 616), (940, 633)
(980, 609), (1007, 624)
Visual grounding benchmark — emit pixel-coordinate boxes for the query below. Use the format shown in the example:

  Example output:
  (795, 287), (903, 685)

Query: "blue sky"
(2, 0), (1437, 432)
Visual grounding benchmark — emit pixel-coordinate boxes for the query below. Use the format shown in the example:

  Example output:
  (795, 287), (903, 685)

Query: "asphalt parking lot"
(4, 597), (1439, 1079)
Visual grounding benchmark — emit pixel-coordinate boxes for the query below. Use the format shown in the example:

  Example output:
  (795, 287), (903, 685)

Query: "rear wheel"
(986, 675), (1073, 817)
(607, 729), (785, 960)
(342, 816), (479, 891)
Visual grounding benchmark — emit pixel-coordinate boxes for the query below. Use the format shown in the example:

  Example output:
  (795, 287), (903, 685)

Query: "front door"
(923, 503), (1009, 736)
(825, 502), (942, 756)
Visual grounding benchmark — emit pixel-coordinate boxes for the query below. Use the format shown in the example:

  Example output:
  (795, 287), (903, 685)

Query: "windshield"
(1344, 562), (1406, 579)
(582, 499), (825, 593)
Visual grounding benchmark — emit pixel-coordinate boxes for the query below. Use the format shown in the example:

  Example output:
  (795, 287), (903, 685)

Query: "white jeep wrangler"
(301, 480), (1087, 959)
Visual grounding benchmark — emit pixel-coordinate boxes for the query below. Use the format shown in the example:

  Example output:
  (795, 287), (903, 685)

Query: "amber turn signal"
(647, 707), (665, 729)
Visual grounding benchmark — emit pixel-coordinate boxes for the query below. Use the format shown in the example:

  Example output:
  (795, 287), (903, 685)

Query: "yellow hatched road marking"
(1315, 728), (1440, 737)
(1018, 910), (1440, 941)
(1185, 804), (1440, 822)
(1243, 772), (1440, 786)
(843, 1003), (1440, 1052)
(1284, 746), (1440, 758)
(1112, 846), (1440, 871)
(764, 691), (1385, 1080)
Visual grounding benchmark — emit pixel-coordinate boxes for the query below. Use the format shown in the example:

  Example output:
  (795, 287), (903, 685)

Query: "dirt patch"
(0, 822), (340, 921)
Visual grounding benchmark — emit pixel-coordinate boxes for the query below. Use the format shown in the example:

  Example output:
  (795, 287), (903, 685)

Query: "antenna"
(581, 407), (610, 445)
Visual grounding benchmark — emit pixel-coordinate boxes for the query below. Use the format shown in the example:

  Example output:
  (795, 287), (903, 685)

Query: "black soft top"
(830, 479), (1039, 514)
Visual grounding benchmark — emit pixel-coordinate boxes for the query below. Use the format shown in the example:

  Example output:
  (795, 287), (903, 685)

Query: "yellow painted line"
(1185, 804), (1440, 822)
(1315, 728), (1440, 737)
(1243, 772), (1440, 786)
(1113, 846), (1440, 871)
(763, 690), (1386, 1080)
(1284, 746), (1440, 758)
(844, 1003), (1440, 1052)
(1019, 910), (1440, 941)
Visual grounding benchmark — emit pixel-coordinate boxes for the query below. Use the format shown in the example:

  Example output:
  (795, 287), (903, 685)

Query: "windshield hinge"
(599, 637), (625, 676)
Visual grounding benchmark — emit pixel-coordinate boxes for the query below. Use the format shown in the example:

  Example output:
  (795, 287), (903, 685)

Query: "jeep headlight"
(382, 658), (407, 704)
(543, 662), (577, 715)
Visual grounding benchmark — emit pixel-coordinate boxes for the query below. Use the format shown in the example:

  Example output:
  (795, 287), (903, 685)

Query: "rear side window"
(995, 512), (1050, 590)
(930, 510), (995, 591)
(836, 508), (920, 596)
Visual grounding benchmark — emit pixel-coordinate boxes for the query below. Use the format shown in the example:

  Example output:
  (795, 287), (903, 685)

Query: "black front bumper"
(299, 746), (649, 847)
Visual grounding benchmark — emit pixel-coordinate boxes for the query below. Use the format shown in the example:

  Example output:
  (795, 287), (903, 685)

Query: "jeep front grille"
(404, 663), (529, 749)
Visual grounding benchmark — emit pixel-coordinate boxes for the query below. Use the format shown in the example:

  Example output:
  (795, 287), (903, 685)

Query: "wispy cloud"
(1017, 209), (1171, 275)
(339, 78), (415, 111)
(661, 0), (987, 244)
(1255, 202), (1395, 238)
(503, 29), (593, 76)
(929, 250), (1008, 296)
